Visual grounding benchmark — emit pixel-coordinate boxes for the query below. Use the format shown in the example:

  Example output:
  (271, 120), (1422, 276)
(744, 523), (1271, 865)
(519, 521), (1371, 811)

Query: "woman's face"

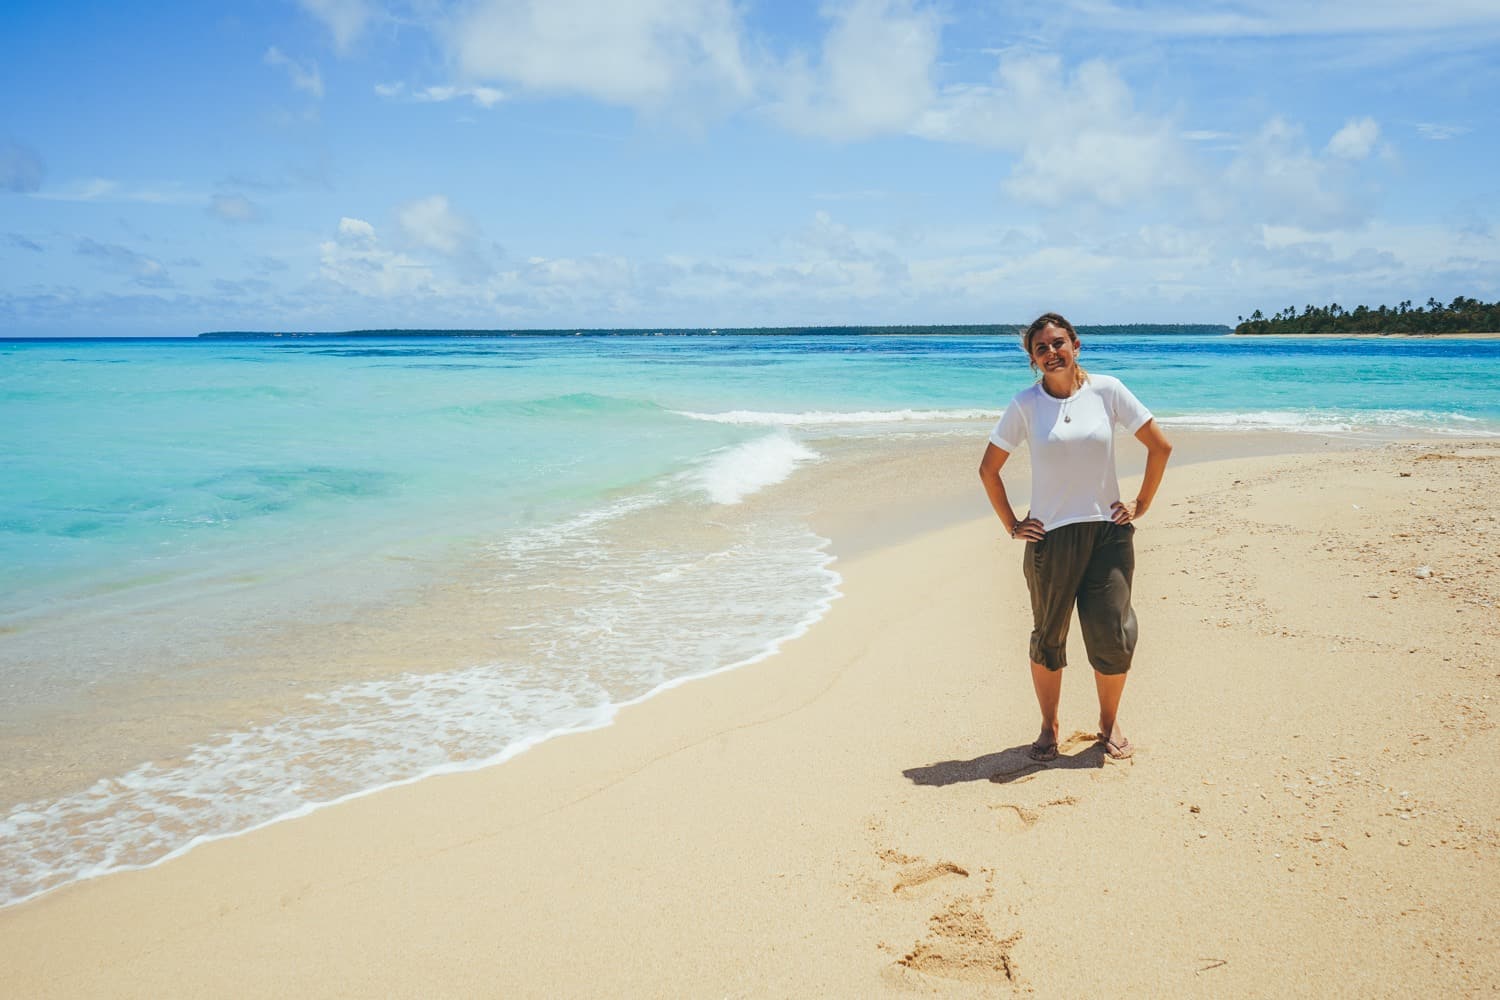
(1029, 323), (1078, 375)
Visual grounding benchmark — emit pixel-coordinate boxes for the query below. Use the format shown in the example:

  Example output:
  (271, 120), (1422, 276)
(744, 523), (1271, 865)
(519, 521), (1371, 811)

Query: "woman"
(978, 313), (1173, 762)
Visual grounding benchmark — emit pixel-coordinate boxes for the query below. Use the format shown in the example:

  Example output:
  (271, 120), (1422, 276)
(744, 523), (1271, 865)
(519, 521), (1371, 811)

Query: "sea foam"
(0, 512), (840, 909)
(689, 434), (820, 504)
(1159, 408), (1500, 436)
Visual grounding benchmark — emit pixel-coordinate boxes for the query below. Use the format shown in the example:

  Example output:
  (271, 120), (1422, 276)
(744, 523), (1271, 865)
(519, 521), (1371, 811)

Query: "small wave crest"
(674, 407), (997, 427)
(689, 434), (820, 504)
(1158, 409), (1500, 436)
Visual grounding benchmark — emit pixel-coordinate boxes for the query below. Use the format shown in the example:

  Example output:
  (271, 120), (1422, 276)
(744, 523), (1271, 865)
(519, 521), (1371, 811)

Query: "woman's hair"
(1022, 311), (1088, 388)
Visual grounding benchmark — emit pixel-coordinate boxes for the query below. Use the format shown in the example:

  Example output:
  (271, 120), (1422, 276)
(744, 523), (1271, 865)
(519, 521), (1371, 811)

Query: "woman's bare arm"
(1111, 419), (1173, 523)
(979, 443), (1044, 541)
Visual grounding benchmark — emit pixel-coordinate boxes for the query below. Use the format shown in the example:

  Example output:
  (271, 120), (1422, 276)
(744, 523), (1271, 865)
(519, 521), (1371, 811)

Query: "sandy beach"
(2, 433), (1498, 997)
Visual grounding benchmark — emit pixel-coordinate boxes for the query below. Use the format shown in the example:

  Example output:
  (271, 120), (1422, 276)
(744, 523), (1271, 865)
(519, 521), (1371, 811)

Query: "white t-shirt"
(989, 373), (1153, 531)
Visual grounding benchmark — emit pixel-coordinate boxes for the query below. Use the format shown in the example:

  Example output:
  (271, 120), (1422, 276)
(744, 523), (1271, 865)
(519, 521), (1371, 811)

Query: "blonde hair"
(1022, 312), (1088, 390)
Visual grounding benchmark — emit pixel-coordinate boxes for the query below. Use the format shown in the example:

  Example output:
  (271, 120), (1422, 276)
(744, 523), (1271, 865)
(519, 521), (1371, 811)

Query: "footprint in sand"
(990, 795), (1079, 832)
(876, 848), (971, 896)
(869, 851), (1020, 987)
(991, 803), (1039, 831)
(891, 860), (970, 895)
(893, 896), (1021, 987)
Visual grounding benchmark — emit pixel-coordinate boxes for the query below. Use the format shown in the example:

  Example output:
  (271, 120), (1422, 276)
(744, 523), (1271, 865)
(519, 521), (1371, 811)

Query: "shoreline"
(0, 429), (1356, 822)
(0, 429), (1439, 908)
(3, 435), (1498, 995)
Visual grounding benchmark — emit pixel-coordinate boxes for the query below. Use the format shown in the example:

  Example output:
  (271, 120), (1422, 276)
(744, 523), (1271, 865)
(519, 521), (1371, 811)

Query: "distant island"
(199, 323), (1232, 339)
(1233, 296), (1499, 336)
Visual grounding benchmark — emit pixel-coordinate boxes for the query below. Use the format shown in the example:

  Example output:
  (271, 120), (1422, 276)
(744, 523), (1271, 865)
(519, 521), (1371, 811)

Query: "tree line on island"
(198, 323), (1231, 339)
(1234, 296), (1499, 335)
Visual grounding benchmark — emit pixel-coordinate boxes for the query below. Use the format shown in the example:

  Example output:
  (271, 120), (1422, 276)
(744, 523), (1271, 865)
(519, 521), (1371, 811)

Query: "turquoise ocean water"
(2, 332), (1497, 906)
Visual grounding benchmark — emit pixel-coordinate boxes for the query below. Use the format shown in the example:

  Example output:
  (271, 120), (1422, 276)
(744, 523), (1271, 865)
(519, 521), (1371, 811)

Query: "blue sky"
(2, 1), (1498, 336)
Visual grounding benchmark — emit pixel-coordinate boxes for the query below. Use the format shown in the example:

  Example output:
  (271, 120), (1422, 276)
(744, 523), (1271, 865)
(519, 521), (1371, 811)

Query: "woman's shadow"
(903, 733), (1107, 786)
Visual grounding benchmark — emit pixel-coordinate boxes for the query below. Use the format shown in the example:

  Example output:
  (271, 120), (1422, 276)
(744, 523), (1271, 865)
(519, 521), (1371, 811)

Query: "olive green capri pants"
(1022, 520), (1138, 675)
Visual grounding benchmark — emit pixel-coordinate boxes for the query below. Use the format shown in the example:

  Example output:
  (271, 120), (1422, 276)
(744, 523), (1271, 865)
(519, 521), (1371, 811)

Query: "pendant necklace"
(1060, 375), (1083, 422)
(1045, 375), (1076, 422)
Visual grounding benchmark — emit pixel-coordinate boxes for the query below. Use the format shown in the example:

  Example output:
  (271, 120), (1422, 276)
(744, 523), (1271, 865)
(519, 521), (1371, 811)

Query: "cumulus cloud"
(444, 0), (752, 111)
(522, 254), (634, 289)
(75, 237), (172, 287)
(338, 217), (377, 243)
(395, 195), (479, 256)
(1223, 117), (1368, 229)
(783, 210), (910, 285)
(1326, 116), (1379, 159)
(265, 47), (324, 99)
(915, 54), (1189, 208)
(1, 140), (44, 193)
(767, 0), (941, 140)
(298, 0), (372, 52)
(396, 195), (497, 280)
(210, 193), (261, 223)
(320, 217), (433, 297)
(374, 82), (506, 108)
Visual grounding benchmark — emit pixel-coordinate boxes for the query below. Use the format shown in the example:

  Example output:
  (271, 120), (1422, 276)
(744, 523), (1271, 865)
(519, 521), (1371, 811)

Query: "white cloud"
(264, 47), (324, 99)
(444, 0), (752, 111)
(34, 178), (201, 204)
(1326, 116), (1379, 159)
(396, 195), (479, 256)
(1, 141), (44, 193)
(298, 0), (372, 53)
(75, 238), (171, 287)
(1222, 117), (1367, 230)
(374, 82), (506, 108)
(321, 217), (433, 296)
(338, 217), (377, 243)
(1057, 0), (1500, 38)
(767, 0), (942, 140)
(1415, 122), (1471, 140)
(522, 254), (634, 289)
(418, 85), (504, 107)
(915, 54), (1189, 208)
(210, 194), (260, 223)
(73, 178), (118, 201)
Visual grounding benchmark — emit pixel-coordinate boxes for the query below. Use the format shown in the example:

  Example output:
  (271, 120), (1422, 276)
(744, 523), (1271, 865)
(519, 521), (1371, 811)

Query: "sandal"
(1099, 734), (1133, 760)
(1027, 738), (1060, 762)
